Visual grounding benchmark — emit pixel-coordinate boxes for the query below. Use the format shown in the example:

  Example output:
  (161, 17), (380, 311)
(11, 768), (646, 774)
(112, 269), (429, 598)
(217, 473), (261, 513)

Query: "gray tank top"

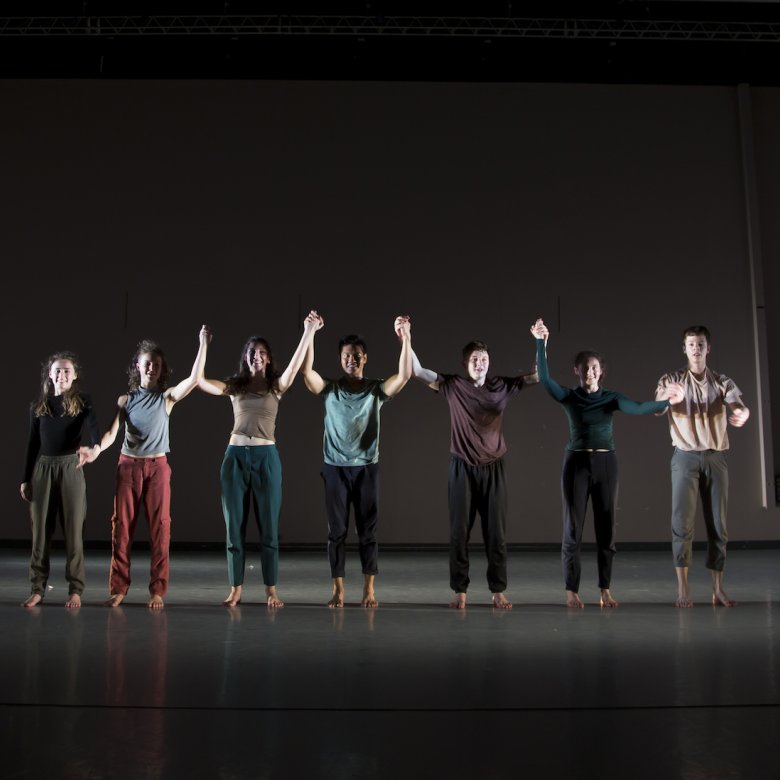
(121, 388), (170, 456)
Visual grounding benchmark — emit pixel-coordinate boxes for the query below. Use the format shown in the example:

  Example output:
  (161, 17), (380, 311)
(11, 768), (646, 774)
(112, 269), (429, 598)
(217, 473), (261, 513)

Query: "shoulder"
(116, 394), (129, 409)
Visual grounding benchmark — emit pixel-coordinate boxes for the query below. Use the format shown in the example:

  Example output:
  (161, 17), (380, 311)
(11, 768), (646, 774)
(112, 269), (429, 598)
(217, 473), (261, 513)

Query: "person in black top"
(530, 319), (684, 608)
(20, 351), (101, 608)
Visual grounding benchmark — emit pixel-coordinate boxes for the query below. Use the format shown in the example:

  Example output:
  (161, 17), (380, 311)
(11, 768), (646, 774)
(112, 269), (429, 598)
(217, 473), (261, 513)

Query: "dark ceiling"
(3, 1), (780, 84)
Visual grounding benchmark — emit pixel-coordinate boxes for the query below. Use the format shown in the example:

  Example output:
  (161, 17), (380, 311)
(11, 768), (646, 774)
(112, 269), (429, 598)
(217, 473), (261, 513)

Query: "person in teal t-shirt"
(530, 318), (683, 609)
(302, 316), (412, 608)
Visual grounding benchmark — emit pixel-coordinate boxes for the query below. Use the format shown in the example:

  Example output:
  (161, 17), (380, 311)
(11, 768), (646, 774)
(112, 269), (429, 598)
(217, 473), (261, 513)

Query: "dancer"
(20, 351), (101, 608)
(198, 311), (324, 608)
(93, 325), (211, 609)
(302, 316), (412, 608)
(656, 325), (749, 608)
(410, 331), (538, 609)
(531, 319), (684, 608)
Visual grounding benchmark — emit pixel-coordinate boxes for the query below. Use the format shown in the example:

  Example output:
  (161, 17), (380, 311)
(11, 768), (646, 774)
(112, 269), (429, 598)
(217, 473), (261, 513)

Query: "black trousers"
(561, 450), (618, 592)
(321, 463), (380, 578)
(448, 456), (508, 594)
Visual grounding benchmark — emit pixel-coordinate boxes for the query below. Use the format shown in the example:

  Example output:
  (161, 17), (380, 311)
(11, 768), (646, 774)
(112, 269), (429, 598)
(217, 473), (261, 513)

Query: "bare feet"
(675, 593), (694, 608)
(328, 577), (345, 609)
(21, 593), (43, 608)
(361, 574), (378, 608)
(223, 586), (242, 607)
(65, 593), (82, 609)
(104, 593), (125, 608)
(491, 592), (513, 609)
(712, 590), (736, 607)
(599, 589), (618, 608)
(566, 590), (584, 609)
(266, 586), (284, 608)
(449, 592), (467, 609)
(148, 594), (164, 610)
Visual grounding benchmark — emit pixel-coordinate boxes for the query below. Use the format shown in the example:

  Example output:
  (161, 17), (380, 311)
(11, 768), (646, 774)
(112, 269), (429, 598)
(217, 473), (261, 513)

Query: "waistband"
(118, 453), (168, 463)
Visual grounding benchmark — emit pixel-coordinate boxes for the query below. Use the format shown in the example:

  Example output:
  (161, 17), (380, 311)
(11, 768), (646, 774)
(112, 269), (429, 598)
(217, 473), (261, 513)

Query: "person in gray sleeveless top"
(87, 325), (211, 609)
(198, 310), (323, 608)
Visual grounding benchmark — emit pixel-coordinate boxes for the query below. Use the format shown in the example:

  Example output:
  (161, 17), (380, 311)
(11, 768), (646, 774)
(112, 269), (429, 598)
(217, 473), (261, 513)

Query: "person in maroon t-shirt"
(411, 334), (538, 609)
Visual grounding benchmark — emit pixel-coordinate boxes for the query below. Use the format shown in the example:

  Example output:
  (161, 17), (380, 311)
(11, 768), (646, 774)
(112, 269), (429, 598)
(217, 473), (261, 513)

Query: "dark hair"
(461, 340), (490, 364)
(33, 350), (85, 417)
(682, 325), (711, 343)
(573, 350), (606, 379)
(338, 334), (368, 354)
(127, 339), (170, 391)
(224, 336), (280, 395)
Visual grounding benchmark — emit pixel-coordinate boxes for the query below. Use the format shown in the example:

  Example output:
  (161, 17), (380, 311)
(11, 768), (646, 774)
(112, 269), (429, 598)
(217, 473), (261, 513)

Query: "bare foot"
(104, 593), (125, 608)
(599, 589), (618, 608)
(566, 590), (584, 609)
(712, 590), (736, 607)
(65, 593), (82, 609)
(449, 592), (467, 609)
(223, 586), (242, 607)
(266, 586), (284, 608)
(675, 566), (692, 608)
(491, 592), (513, 609)
(328, 588), (345, 608)
(675, 586), (693, 608)
(361, 574), (378, 608)
(21, 593), (43, 608)
(148, 594), (164, 610)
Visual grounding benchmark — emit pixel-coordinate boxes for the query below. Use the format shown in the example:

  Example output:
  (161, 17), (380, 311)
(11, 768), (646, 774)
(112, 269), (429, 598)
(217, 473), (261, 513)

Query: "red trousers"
(109, 454), (172, 596)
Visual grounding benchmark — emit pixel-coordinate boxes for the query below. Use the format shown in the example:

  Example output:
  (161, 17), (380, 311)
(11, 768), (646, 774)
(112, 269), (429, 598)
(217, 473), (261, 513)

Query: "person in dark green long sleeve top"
(530, 319), (684, 609)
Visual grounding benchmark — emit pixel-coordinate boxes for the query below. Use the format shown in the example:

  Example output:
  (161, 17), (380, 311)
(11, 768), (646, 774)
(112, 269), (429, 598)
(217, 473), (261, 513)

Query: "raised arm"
(383, 315), (413, 397)
(278, 310), (325, 394)
(530, 318), (569, 402)
(166, 324), (212, 407)
(302, 329), (326, 395)
(411, 347), (440, 391)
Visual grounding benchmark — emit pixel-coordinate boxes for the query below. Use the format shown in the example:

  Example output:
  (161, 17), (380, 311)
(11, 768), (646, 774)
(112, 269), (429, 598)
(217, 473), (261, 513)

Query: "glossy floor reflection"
(1, 548), (778, 779)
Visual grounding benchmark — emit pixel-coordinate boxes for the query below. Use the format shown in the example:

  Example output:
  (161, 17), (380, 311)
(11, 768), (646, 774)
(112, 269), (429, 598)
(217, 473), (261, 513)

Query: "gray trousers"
(671, 448), (728, 571)
(29, 454), (87, 596)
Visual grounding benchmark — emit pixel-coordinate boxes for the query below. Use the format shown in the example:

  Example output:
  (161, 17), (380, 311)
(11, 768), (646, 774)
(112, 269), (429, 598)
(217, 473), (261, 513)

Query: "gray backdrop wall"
(3, 79), (779, 545)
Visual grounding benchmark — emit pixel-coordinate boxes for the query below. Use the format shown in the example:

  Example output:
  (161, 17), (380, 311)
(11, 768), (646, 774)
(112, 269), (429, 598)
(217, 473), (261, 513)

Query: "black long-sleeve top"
(22, 394), (101, 482)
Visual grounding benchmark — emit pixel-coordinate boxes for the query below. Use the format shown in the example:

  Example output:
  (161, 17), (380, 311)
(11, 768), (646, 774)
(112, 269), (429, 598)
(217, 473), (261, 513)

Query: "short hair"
(682, 325), (711, 343)
(338, 334), (368, 354)
(462, 340), (490, 363)
(573, 350), (606, 378)
(127, 339), (170, 391)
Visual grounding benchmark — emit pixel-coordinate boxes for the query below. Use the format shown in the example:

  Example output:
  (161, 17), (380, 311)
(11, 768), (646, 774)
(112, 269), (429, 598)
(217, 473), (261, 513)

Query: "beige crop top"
(230, 391), (280, 442)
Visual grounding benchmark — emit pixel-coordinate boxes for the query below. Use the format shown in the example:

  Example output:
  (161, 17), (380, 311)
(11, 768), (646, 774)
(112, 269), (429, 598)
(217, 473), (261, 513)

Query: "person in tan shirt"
(656, 326), (749, 608)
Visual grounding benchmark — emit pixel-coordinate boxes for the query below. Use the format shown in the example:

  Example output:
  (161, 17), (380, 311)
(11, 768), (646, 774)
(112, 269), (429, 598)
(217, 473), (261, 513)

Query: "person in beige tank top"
(199, 310), (323, 607)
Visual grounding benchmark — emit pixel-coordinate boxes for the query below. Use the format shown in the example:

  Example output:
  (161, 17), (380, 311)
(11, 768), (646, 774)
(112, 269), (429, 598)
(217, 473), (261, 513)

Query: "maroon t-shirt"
(437, 374), (525, 466)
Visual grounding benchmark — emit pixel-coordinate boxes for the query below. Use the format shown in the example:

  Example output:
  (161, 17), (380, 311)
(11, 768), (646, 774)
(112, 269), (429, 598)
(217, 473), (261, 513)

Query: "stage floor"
(1, 547), (779, 779)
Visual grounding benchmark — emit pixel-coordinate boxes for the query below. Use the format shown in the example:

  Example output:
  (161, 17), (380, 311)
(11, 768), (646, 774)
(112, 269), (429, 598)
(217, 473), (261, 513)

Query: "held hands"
(661, 382), (685, 405)
(77, 444), (101, 468)
(303, 310), (325, 332)
(394, 315), (411, 340)
(199, 324), (213, 344)
(729, 406), (750, 427)
(530, 318), (549, 343)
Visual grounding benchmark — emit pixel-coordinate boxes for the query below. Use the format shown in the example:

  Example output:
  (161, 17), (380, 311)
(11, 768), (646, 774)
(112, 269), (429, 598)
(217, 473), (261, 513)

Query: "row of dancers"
(20, 313), (749, 610)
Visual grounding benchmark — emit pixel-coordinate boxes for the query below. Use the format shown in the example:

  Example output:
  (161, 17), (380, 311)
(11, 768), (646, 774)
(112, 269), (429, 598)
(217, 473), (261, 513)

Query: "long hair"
(223, 336), (280, 395)
(33, 350), (85, 418)
(127, 339), (170, 391)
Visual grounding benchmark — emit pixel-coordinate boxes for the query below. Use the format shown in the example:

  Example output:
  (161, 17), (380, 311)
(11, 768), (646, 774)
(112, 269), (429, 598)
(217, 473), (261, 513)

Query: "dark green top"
(536, 339), (669, 451)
